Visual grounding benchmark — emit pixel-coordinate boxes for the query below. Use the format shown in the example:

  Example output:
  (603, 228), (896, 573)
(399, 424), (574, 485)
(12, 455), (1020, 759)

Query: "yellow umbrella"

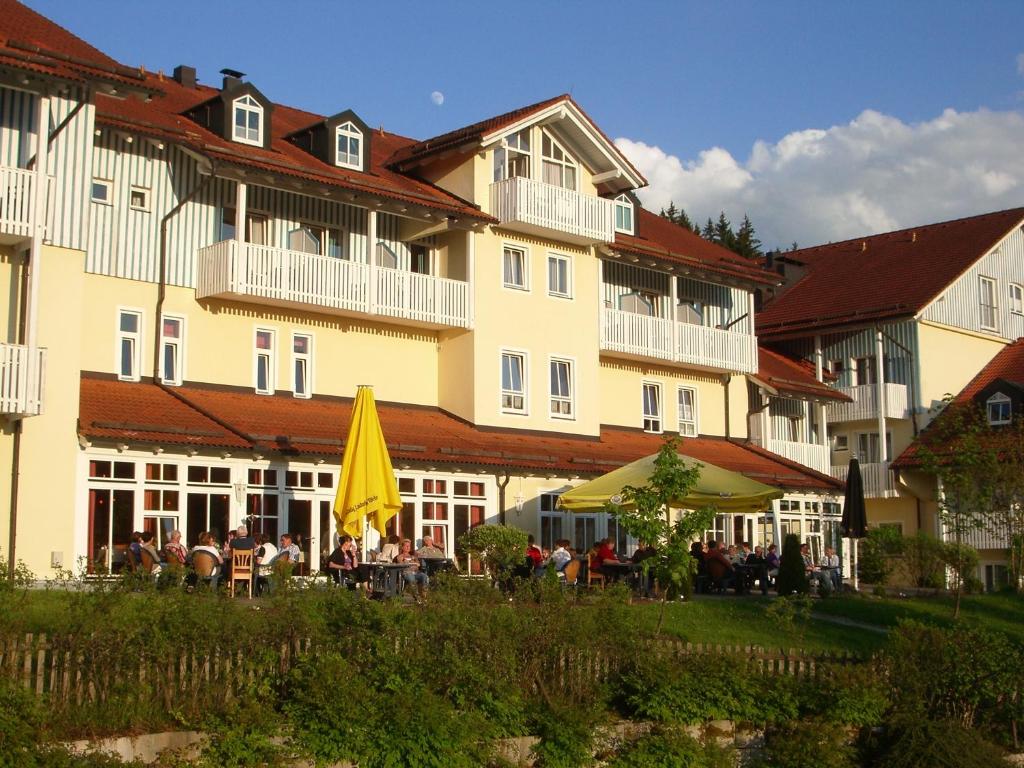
(558, 452), (782, 514)
(333, 385), (403, 538)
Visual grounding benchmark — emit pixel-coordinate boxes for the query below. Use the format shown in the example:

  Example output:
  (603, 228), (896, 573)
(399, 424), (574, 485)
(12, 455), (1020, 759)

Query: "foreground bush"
(606, 726), (734, 768)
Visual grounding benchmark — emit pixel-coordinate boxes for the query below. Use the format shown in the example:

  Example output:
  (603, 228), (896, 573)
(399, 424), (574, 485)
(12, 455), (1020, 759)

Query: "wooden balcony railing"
(0, 166), (36, 240)
(827, 383), (910, 422)
(0, 343), (45, 417)
(196, 240), (471, 330)
(489, 176), (615, 244)
(765, 439), (831, 475)
(831, 461), (898, 498)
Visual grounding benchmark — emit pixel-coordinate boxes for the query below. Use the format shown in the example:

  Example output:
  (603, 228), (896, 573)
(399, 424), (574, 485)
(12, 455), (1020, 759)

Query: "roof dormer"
(183, 69), (274, 150)
(285, 109), (372, 173)
(973, 377), (1024, 426)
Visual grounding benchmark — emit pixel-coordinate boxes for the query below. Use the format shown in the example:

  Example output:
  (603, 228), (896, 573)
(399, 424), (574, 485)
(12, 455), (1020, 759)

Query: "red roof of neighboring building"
(757, 207), (1024, 337)
(752, 346), (851, 402)
(615, 209), (779, 287)
(0, 0), (150, 90)
(79, 375), (839, 493)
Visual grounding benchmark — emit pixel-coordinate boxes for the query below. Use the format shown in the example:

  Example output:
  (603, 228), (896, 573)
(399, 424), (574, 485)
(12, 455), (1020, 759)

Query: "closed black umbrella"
(841, 456), (868, 590)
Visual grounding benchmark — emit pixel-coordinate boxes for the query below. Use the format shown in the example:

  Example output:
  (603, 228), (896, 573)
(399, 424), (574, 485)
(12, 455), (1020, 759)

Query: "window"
(857, 432), (892, 463)
(91, 179), (112, 205)
(410, 244), (431, 274)
(117, 309), (141, 381)
(540, 493), (563, 551)
(642, 382), (662, 433)
(1011, 284), (1023, 315)
(549, 358), (574, 418)
(980, 276), (998, 331)
(288, 224), (344, 258)
(221, 208), (268, 245)
(503, 246), (528, 290)
(292, 333), (312, 398)
(833, 434), (849, 451)
(541, 131), (576, 189)
(854, 357), (876, 386)
(493, 129), (531, 181)
(677, 386), (697, 436)
(547, 253), (571, 298)
(335, 121), (362, 170)
(255, 328), (275, 394)
(501, 351), (526, 414)
(987, 392), (1012, 425)
(614, 194), (634, 234)
(128, 186), (149, 212)
(160, 315), (183, 386)
(232, 94), (263, 145)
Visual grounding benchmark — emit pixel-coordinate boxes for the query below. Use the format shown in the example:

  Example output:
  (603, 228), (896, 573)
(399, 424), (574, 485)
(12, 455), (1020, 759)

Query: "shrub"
(752, 719), (857, 768)
(607, 726), (734, 768)
(809, 662), (889, 728)
(775, 534), (808, 596)
(869, 716), (1006, 768)
(458, 525), (529, 576)
(858, 527), (904, 585)
(529, 699), (605, 768)
(900, 532), (946, 588)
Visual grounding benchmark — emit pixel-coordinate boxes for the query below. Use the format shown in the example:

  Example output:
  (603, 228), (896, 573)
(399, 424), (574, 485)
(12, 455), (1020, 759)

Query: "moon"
(430, 91), (445, 106)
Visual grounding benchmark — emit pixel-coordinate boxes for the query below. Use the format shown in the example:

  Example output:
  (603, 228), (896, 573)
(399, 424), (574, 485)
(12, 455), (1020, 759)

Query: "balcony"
(196, 240), (471, 330)
(601, 308), (757, 374)
(489, 176), (614, 245)
(0, 344), (46, 417)
(764, 439), (831, 475)
(826, 383), (910, 423)
(831, 461), (898, 499)
(0, 166), (36, 242)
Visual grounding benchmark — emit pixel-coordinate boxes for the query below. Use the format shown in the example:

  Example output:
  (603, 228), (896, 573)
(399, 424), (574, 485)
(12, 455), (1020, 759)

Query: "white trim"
(335, 121), (363, 171)
(90, 178), (113, 205)
(291, 332), (313, 399)
(979, 275), (999, 332)
(1010, 283), (1023, 316)
(986, 391), (1011, 426)
(159, 313), (185, 386)
(232, 94), (263, 147)
(548, 355), (576, 421)
(613, 193), (634, 235)
(546, 251), (573, 299)
(641, 380), (663, 434)
(540, 128), (578, 191)
(501, 242), (530, 292)
(499, 348), (529, 416)
(254, 326), (277, 395)
(128, 185), (150, 212)
(676, 385), (698, 437)
(115, 306), (144, 382)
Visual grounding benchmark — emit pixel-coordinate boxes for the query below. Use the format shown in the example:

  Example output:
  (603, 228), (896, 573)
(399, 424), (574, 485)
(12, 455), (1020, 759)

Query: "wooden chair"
(124, 548), (139, 574)
(229, 549), (254, 598)
(139, 547), (160, 576)
(561, 559), (581, 590)
(587, 558), (605, 590)
(190, 550), (218, 591)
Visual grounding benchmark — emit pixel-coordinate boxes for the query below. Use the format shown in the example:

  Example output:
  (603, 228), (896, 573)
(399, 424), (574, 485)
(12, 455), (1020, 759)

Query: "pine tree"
(663, 201), (678, 223)
(734, 215), (762, 259)
(676, 207), (694, 232)
(713, 211), (735, 250)
(701, 217), (715, 241)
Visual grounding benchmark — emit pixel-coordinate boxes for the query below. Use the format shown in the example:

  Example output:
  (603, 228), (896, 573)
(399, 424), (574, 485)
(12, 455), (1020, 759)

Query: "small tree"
(610, 437), (715, 634)
(775, 533), (808, 595)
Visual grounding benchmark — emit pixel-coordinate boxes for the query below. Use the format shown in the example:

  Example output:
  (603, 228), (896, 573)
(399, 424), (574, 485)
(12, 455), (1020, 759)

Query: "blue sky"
(28, 0), (1024, 246)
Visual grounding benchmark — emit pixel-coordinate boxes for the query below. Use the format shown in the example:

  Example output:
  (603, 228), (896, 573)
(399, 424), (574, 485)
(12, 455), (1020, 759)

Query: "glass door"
(287, 499), (313, 575)
(87, 488), (134, 574)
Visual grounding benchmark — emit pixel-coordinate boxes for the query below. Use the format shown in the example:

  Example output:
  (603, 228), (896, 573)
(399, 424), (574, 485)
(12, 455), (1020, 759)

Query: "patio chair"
(586, 559), (605, 590)
(229, 549), (254, 598)
(561, 559), (581, 590)
(190, 550), (219, 591)
(139, 548), (161, 575)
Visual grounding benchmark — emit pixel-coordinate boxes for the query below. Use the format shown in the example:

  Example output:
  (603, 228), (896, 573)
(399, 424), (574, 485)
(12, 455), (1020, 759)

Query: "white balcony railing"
(765, 439), (831, 475)
(490, 176), (615, 244)
(601, 308), (757, 374)
(196, 240), (471, 329)
(0, 343), (46, 417)
(0, 166), (36, 240)
(827, 383), (910, 423)
(831, 461), (898, 499)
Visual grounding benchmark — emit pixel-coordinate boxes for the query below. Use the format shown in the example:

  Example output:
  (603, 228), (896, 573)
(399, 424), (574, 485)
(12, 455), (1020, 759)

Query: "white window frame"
(254, 327), (277, 395)
(335, 121), (363, 171)
(292, 333), (313, 399)
(987, 392), (1012, 426)
(493, 129), (531, 182)
(500, 349), (528, 415)
(540, 129), (577, 190)
(159, 314), (185, 386)
(128, 185), (150, 212)
(232, 94), (263, 146)
(677, 386), (698, 437)
(1010, 283), (1023, 316)
(549, 356), (575, 420)
(91, 178), (113, 205)
(642, 381), (662, 434)
(116, 308), (143, 382)
(834, 434), (849, 451)
(979, 275), (998, 331)
(546, 252), (572, 299)
(614, 194), (634, 234)
(502, 244), (529, 292)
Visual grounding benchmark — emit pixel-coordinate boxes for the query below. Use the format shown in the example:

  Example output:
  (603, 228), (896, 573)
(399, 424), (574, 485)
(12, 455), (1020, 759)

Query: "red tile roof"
(893, 338), (1024, 468)
(93, 74), (493, 221)
(0, 0), (151, 90)
(615, 209), (780, 287)
(757, 207), (1024, 337)
(752, 346), (851, 402)
(79, 375), (839, 493)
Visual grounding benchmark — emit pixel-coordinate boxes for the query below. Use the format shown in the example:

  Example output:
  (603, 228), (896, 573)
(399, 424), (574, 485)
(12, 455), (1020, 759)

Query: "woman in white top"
(191, 531), (223, 576)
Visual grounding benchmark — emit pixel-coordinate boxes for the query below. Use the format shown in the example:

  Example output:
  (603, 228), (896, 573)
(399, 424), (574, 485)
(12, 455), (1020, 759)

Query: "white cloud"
(615, 107), (1024, 248)
(430, 90), (445, 106)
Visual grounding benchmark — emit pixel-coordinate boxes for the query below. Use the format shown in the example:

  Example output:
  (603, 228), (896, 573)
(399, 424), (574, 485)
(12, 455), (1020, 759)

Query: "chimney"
(172, 65), (196, 88)
(220, 68), (246, 91)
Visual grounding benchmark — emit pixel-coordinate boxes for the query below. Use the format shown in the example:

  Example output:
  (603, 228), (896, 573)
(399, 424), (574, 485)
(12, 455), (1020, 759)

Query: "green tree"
(713, 211), (735, 250)
(701, 217), (715, 241)
(734, 214), (762, 259)
(606, 437), (715, 634)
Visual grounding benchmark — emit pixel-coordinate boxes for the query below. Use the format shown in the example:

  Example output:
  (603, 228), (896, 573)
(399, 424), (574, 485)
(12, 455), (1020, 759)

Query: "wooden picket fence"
(0, 632), (865, 710)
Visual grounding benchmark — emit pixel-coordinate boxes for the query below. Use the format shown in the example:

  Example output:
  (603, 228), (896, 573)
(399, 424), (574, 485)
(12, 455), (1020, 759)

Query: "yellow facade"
(916, 320), (1007, 417)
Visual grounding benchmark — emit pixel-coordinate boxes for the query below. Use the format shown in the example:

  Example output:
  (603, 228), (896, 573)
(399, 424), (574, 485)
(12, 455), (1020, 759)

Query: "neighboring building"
(758, 207), (1024, 539)
(0, 1), (839, 578)
(893, 339), (1024, 590)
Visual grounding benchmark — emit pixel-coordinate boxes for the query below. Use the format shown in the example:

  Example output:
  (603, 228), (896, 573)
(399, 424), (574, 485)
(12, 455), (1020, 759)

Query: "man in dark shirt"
(230, 525), (255, 551)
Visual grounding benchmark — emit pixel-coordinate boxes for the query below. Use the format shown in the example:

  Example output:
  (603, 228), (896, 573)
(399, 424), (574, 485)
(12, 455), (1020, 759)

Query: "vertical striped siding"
(602, 261), (671, 317)
(0, 87), (35, 167)
(921, 225), (1024, 340)
(44, 90), (93, 251)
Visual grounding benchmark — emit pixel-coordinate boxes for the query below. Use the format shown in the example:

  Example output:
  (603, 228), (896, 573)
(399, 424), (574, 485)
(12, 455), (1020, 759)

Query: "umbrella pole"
(852, 539), (859, 592)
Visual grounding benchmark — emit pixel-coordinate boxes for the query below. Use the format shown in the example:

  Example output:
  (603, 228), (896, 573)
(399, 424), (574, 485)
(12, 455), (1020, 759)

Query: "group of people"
(693, 538), (842, 595)
(517, 536), (658, 597)
(325, 533), (449, 601)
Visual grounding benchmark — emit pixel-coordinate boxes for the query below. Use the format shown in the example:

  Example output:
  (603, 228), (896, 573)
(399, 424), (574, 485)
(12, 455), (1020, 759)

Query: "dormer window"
(614, 194), (634, 234)
(541, 131), (576, 190)
(336, 121), (362, 170)
(987, 392), (1012, 426)
(493, 129), (531, 182)
(233, 95), (263, 146)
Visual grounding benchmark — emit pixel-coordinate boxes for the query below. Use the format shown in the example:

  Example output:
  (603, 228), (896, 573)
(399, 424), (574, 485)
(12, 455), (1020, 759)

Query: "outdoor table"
(600, 561), (640, 584)
(419, 557), (454, 578)
(367, 563), (409, 598)
(734, 562), (770, 595)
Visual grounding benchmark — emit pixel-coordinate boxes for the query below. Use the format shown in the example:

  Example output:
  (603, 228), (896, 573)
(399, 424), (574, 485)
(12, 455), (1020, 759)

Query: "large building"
(2, 0), (846, 579)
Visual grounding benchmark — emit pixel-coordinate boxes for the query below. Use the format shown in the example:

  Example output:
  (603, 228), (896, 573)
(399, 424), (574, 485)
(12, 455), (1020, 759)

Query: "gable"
(184, 79), (275, 150)
(285, 108), (372, 172)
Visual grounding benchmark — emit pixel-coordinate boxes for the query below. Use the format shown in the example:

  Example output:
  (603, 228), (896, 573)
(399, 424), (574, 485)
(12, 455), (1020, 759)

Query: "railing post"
(367, 210), (377, 315)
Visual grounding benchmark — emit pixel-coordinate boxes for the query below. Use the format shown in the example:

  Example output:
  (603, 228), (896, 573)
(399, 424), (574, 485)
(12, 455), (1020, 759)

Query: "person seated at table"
(594, 537), (623, 579)
(704, 540), (737, 592)
(164, 530), (188, 566)
(738, 542), (752, 563)
(326, 535), (359, 588)
(525, 535), (544, 574)
(765, 543), (781, 578)
(743, 545), (769, 592)
(819, 546), (842, 591)
(231, 525), (255, 552)
(726, 544), (742, 565)
(275, 533), (301, 564)
(252, 533), (277, 596)
(398, 538), (428, 601)
(190, 531), (223, 586)
(138, 531), (164, 574)
(546, 539), (572, 573)
(801, 542), (833, 595)
(378, 534), (400, 563)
